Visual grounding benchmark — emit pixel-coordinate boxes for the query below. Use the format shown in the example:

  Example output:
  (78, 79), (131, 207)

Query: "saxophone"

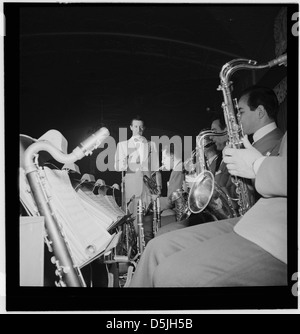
(217, 53), (287, 216)
(23, 127), (110, 287)
(187, 130), (237, 219)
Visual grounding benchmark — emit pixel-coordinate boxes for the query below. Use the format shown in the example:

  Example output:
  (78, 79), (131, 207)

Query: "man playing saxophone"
(155, 84), (283, 236)
(128, 131), (287, 287)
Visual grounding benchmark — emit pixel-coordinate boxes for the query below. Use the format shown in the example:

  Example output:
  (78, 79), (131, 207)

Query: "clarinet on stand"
(137, 199), (145, 255)
(156, 197), (161, 230)
(121, 170), (127, 212)
(152, 199), (158, 237)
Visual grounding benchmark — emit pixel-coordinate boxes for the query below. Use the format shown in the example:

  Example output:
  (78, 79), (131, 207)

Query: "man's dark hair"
(240, 85), (279, 120)
(211, 113), (226, 130)
(130, 115), (145, 126)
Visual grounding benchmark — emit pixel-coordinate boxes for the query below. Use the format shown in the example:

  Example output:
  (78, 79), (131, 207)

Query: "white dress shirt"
(252, 122), (277, 144)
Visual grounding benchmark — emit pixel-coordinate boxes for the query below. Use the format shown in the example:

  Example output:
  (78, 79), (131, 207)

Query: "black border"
(4, 2), (299, 312)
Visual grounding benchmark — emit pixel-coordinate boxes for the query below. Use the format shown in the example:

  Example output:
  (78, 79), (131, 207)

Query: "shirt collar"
(130, 135), (145, 145)
(253, 122), (277, 143)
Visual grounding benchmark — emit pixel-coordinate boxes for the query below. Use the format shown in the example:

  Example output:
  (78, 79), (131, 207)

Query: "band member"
(203, 136), (221, 176)
(143, 143), (185, 244)
(156, 85), (284, 235)
(114, 115), (160, 228)
(128, 132), (287, 287)
(237, 85), (283, 155)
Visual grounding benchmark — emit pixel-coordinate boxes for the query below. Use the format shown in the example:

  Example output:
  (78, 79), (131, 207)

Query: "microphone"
(268, 53), (287, 67)
(73, 127), (110, 160)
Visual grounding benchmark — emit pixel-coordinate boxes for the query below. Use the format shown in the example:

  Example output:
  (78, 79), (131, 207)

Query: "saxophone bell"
(187, 130), (237, 219)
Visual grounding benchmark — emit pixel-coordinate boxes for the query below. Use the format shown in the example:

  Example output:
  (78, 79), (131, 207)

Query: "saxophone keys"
(62, 266), (70, 274)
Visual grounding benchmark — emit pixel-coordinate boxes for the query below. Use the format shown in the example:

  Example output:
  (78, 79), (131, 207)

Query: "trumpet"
(143, 165), (164, 195)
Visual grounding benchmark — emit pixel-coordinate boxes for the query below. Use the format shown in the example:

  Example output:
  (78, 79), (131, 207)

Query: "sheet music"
(77, 189), (115, 229)
(43, 167), (113, 267)
(77, 190), (123, 230)
(105, 195), (126, 217)
(79, 230), (122, 268)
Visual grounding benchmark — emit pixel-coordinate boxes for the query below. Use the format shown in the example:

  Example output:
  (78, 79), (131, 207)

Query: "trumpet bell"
(188, 170), (214, 214)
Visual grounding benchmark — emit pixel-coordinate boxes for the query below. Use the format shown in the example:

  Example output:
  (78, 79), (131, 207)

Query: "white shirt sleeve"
(253, 156), (266, 175)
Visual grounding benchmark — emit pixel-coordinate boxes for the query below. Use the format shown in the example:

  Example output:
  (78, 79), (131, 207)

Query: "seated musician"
(128, 132), (287, 287)
(157, 85), (283, 234)
(212, 86), (283, 196)
(142, 143), (185, 244)
(203, 136), (221, 176)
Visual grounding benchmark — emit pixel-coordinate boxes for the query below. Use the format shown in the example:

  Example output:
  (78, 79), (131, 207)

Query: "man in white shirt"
(238, 85), (283, 155)
(128, 132), (287, 287)
(114, 116), (160, 227)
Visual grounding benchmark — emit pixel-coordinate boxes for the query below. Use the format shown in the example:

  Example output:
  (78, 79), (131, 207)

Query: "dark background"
(5, 2), (298, 312)
(17, 3), (288, 187)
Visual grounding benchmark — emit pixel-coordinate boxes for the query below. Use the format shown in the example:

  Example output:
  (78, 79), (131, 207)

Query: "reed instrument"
(152, 198), (158, 237)
(217, 53), (287, 216)
(188, 130), (237, 219)
(136, 199), (145, 254)
(24, 127), (110, 287)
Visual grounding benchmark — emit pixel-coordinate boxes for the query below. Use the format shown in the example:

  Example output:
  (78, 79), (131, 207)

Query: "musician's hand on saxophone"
(223, 135), (263, 179)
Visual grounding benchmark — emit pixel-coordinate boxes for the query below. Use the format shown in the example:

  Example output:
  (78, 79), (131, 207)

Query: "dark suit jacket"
(167, 161), (185, 198)
(251, 127), (284, 201)
(252, 127), (283, 156)
(215, 127), (284, 206)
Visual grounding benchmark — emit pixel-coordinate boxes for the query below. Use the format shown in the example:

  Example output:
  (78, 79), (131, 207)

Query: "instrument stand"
(101, 214), (138, 287)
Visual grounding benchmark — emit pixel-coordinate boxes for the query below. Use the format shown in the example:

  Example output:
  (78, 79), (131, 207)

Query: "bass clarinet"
(24, 127), (110, 287)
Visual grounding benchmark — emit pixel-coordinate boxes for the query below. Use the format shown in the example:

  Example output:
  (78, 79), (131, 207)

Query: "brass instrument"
(142, 165), (163, 218)
(24, 127), (110, 287)
(188, 130), (237, 219)
(217, 53), (287, 216)
(183, 130), (225, 186)
(143, 165), (164, 195)
(169, 188), (190, 221)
